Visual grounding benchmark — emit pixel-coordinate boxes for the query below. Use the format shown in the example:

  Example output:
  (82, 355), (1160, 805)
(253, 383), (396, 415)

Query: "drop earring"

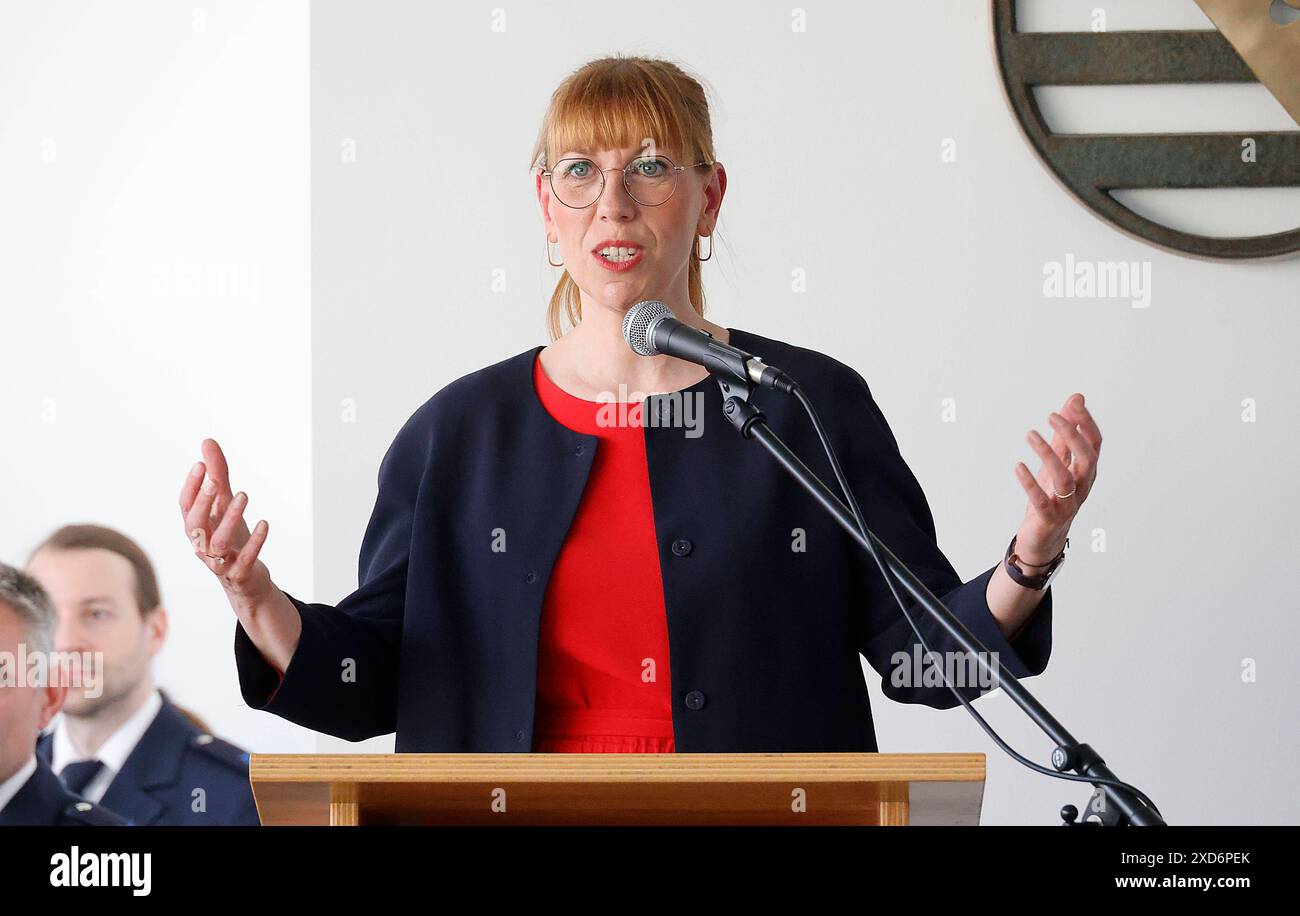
(697, 234), (713, 262)
(546, 236), (564, 267)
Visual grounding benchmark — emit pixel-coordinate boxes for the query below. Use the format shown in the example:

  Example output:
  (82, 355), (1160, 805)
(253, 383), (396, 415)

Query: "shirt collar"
(50, 688), (163, 778)
(0, 756), (38, 815)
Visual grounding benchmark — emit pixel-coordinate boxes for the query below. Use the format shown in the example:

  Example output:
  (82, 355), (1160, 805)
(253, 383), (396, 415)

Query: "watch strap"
(1004, 534), (1067, 590)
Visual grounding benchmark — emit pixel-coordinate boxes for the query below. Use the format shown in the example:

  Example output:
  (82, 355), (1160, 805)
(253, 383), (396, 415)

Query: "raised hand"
(179, 438), (273, 609)
(1013, 392), (1101, 566)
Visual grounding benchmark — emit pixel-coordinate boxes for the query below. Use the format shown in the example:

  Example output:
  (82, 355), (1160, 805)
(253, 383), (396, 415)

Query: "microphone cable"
(784, 382), (1163, 821)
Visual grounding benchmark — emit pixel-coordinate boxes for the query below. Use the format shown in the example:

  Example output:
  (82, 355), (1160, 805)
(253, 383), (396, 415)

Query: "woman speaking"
(178, 55), (1100, 754)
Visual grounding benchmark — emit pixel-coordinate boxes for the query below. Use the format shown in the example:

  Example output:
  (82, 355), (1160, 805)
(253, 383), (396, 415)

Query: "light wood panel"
(249, 753), (985, 826)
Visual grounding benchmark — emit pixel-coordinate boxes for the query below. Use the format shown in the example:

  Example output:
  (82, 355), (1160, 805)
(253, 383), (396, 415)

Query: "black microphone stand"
(715, 375), (1165, 826)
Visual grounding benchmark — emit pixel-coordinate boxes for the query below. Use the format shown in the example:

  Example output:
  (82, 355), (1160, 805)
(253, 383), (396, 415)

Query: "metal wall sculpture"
(991, 0), (1300, 260)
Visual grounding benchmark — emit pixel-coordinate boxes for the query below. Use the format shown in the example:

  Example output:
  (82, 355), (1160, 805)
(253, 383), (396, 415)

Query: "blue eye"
(633, 158), (668, 177)
(562, 160), (593, 178)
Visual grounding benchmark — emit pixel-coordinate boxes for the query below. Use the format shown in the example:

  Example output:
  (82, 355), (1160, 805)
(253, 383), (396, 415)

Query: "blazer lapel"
(99, 700), (189, 826)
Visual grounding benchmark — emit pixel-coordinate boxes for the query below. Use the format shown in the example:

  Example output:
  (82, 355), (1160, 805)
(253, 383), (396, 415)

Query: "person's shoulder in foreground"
(39, 693), (261, 826)
(0, 756), (127, 827)
(105, 694), (260, 826)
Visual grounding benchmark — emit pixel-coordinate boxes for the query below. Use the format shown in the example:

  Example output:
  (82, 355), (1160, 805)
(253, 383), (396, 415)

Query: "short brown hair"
(28, 524), (162, 616)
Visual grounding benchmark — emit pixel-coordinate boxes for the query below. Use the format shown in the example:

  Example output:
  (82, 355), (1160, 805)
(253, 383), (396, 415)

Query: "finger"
(1026, 428), (1077, 496)
(201, 438), (236, 517)
(1072, 404), (1102, 459)
(1047, 414), (1095, 499)
(1015, 461), (1054, 512)
(1046, 418), (1073, 470)
(1048, 412), (1096, 468)
(209, 491), (248, 558)
(185, 477), (219, 548)
(1060, 394), (1102, 456)
(226, 519), (268, 583)
(179, 460), (205, 518)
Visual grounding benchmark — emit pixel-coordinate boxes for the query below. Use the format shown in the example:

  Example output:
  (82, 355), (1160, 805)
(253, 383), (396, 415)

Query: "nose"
(594, 168), (638, 220)
(54, 615), (81, 653)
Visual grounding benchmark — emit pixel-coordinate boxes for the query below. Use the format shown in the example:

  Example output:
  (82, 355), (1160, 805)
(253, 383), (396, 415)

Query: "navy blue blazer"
(0, 756), (126, 826)
(37, 695), (260, 826)
(235, 327), (1053, 752)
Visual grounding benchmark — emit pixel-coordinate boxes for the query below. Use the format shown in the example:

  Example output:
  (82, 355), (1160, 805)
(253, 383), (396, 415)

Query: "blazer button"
(524, 571), (538, 584)
(671, 538), (693, 557)
(574, 445), (585, 456)
(685, 689), (706, 710)
(514, 729), (526, 743)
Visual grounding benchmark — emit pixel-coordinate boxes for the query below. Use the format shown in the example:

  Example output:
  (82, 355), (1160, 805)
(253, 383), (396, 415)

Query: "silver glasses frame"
(540, 154), (715, 208)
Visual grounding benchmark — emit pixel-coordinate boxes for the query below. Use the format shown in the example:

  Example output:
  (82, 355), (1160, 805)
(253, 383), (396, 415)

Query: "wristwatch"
(1004, 534), (1068, 590)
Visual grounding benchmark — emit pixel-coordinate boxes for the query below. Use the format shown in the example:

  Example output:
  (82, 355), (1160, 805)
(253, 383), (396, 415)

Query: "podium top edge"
(249, 752), (987, 784)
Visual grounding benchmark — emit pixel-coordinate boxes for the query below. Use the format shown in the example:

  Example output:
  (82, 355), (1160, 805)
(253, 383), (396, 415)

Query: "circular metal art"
(990, 0), (1300, 260)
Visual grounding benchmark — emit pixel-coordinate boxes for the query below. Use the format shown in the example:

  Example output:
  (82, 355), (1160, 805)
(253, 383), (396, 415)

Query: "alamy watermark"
(0, 644), (104, 698)
(890, 646), (1003, 692)
(594, 385), (704, 438)
(1043, 253), (1151, 308)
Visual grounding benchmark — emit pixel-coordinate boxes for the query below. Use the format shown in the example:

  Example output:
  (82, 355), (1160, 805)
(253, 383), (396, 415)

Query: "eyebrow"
(79, 596), (117, 605)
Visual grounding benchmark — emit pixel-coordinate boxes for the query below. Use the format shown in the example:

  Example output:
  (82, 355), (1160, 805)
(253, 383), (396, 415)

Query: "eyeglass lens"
(549, 157), (681, 207)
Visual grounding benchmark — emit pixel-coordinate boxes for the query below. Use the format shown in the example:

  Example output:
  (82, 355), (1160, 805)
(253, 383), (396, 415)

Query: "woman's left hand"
(1013, 392), (1101, 566)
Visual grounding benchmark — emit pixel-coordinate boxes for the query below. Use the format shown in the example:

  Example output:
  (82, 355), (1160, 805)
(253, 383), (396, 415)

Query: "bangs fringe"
(534, 56), (702, 168)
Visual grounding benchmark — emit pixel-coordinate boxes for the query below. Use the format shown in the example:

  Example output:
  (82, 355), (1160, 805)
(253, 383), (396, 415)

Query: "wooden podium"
(249, 753), (986, 826)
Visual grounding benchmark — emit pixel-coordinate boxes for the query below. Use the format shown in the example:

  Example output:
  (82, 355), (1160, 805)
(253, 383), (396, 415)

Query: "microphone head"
(622, 299), (672, 356)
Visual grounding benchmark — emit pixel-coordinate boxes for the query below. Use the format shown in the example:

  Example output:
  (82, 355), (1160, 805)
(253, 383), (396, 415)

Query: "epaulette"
(187, 732), (252, 773)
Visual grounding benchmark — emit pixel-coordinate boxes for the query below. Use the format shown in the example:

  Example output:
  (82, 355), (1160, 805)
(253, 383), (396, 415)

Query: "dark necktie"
(59, 759), (106, 796)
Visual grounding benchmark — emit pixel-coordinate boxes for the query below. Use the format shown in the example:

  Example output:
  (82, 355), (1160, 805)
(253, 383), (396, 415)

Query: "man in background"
(0, 563), (125, 826)
(27, 524), (259, 826)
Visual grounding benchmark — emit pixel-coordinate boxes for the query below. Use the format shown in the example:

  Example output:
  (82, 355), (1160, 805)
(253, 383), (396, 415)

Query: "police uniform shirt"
(50, 687), (162, 804)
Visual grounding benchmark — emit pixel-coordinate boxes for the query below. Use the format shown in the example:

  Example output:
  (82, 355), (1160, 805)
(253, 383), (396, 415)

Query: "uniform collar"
(50, 687), (163, 777)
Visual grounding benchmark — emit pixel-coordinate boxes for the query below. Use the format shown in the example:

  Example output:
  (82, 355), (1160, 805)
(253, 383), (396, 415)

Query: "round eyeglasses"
(541, 155), (714, 209)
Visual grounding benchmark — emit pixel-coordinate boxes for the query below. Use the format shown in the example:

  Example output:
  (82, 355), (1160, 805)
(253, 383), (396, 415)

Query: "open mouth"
(592, 243), (645, 271)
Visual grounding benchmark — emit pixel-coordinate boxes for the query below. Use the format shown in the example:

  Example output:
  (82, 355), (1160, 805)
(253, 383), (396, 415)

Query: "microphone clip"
(717, 375), (766, 438)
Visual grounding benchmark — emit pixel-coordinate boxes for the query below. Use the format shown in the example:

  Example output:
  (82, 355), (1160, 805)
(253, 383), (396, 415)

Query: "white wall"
(5, 0), (1297, 824)
(307, 0), (1300, 824)
(0, 0), (316, 752)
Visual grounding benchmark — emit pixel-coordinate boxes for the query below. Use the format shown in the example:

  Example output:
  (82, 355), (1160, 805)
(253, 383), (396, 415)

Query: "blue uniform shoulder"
(185, 730), (252, 775)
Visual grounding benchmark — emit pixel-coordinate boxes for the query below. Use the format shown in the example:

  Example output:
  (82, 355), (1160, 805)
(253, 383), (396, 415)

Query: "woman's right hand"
(180, 438), (301, 671)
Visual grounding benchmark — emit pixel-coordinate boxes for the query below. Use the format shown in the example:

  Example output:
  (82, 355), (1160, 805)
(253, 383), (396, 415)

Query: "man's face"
(26, 547), (165, 717)
(0, 603), (63, 783)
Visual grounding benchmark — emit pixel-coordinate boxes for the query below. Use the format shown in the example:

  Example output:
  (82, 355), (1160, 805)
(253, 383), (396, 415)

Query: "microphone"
(621, 300), (796, 394)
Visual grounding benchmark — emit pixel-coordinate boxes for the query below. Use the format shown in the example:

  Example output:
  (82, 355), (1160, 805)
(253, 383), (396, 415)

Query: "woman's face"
(537, 143), (725, 318)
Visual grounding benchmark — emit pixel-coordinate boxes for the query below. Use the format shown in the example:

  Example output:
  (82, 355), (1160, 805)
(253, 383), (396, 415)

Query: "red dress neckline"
(529, 352), (676, 753)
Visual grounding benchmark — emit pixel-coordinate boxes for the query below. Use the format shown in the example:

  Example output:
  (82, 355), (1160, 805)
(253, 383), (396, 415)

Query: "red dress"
(529, 352), (676, 753)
